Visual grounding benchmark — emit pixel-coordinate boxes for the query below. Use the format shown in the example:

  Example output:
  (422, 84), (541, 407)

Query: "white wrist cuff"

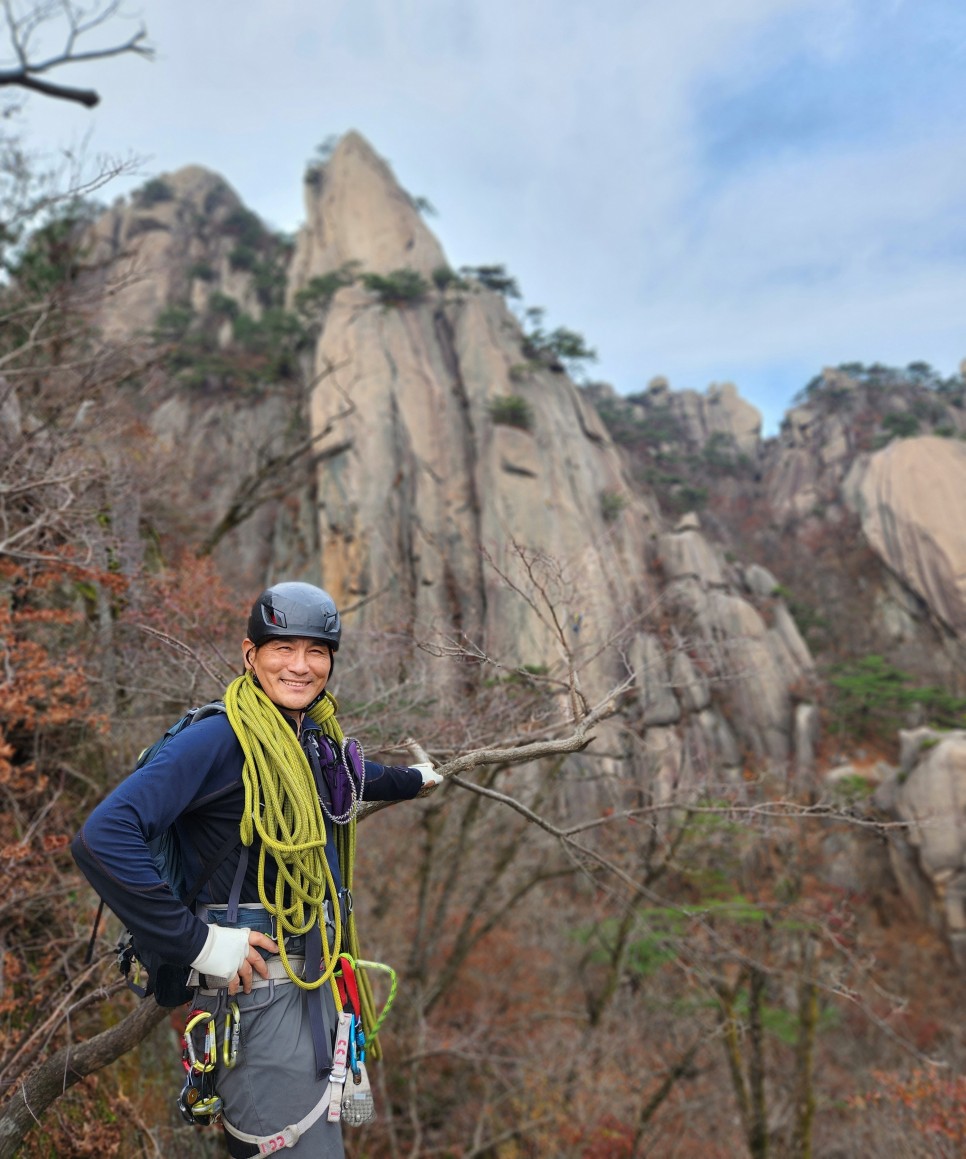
(411, 762), (443, 785)
(190, 924), (251, 984)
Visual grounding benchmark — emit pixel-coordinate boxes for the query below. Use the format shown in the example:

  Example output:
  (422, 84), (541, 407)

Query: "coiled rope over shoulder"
(223, 672), (382, 1057)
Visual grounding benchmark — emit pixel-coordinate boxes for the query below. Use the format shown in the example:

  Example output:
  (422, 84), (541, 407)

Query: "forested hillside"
(1, 9), (965, 1158)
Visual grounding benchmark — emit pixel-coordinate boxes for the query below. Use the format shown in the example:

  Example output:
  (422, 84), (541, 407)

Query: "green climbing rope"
(223, 672), (384, 1058)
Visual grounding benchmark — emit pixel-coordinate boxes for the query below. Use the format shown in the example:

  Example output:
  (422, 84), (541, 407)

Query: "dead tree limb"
(0, 0), (152, 108)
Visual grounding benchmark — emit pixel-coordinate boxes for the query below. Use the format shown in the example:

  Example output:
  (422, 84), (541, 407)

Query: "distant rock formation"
(588, 376), (763, 459)
(591, 363), (966, 686)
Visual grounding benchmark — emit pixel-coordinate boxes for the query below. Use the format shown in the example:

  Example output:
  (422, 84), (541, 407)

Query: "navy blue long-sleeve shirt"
(72, 711), (421, 969)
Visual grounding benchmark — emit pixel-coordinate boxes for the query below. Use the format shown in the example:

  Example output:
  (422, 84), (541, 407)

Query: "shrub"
(599, 489), (627, 523)
(520, 307), (597, 377)
(702, 431), (739, 470)
(153, 302), (194, 342)
(188, 262), (216, 282)
(827, 654), (966, 743)
(881, 412), (920, 439)
(203, 182), (233, 215)
(829, 774), (874, 807)
(488, 395), (533, 431)
(207, 292), (239, 320)
(460, 264), (521, 299)
(135, 178), (174, 207)
(361, 268), (429, 307)
(675, 484), (709, 511)
(223, 207), (266, 248)
(252, 255), (288, 309)
(294, 265), (359, 317)
(411, 195), (437, 216)
(228, 245), (257, 272)
(431, 265), (467, 292)
(5, 202), (97, 293)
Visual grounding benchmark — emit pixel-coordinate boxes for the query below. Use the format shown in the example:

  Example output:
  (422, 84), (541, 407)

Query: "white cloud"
(9, 0), (964, 432)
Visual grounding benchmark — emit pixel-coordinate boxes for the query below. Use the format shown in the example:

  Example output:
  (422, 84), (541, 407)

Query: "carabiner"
(350, 1015), (366, 1075)
(223, 1001), (240, 1068)
(183, 1009), (216, 1073)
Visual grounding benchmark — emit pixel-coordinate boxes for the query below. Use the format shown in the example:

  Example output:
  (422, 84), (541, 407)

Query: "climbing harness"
(221, 1086), (333, 1152)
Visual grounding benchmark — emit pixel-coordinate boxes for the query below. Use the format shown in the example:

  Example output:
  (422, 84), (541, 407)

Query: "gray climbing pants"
(212, 978), (345, 1158)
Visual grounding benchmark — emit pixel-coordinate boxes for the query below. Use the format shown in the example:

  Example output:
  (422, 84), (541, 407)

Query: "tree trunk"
(791, 937), (820, 1159)
(747, 965), (769, 1159)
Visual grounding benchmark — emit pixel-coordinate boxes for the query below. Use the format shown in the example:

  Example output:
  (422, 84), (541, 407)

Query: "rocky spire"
(289, 130), (447, 288)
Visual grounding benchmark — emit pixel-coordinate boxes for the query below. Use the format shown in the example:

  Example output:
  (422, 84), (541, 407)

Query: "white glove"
(411, 762), (443, 786)
(190, 924), (251, 985)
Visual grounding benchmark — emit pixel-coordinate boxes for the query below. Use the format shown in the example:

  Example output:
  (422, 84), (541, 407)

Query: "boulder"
(844, 436), (966, 636)
(889, 729), (966, 965)
(656, 527), (725, 586)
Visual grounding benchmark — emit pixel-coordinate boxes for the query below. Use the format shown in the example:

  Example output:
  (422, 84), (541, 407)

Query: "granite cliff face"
(84, 132), (817, 776)
(292, 135), (818, 769)
(298, 135), (653, 673)
(291, 131), (447, 283)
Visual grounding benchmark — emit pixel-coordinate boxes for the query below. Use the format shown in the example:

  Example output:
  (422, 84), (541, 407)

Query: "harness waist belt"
(192, 956), (306, 993)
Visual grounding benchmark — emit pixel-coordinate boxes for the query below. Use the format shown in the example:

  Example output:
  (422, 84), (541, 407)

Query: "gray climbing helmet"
(247, 581), (341, 651)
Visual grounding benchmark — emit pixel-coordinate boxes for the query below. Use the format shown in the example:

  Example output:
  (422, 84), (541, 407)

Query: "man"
(73, 581), (441, 1156)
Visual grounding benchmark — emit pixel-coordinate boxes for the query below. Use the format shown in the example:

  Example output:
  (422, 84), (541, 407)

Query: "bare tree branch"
(0, 0), (152, 108)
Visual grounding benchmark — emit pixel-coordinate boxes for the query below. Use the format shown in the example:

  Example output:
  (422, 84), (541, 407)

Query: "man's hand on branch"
(405, 738), (443, 794)
(412, 761), (444, 793)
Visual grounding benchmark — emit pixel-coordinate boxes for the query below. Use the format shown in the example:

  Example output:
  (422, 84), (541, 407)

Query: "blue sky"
(9, 0), (966, 434)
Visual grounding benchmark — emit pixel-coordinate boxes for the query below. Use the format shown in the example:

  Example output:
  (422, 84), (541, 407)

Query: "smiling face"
(242, 636), (333, 712)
